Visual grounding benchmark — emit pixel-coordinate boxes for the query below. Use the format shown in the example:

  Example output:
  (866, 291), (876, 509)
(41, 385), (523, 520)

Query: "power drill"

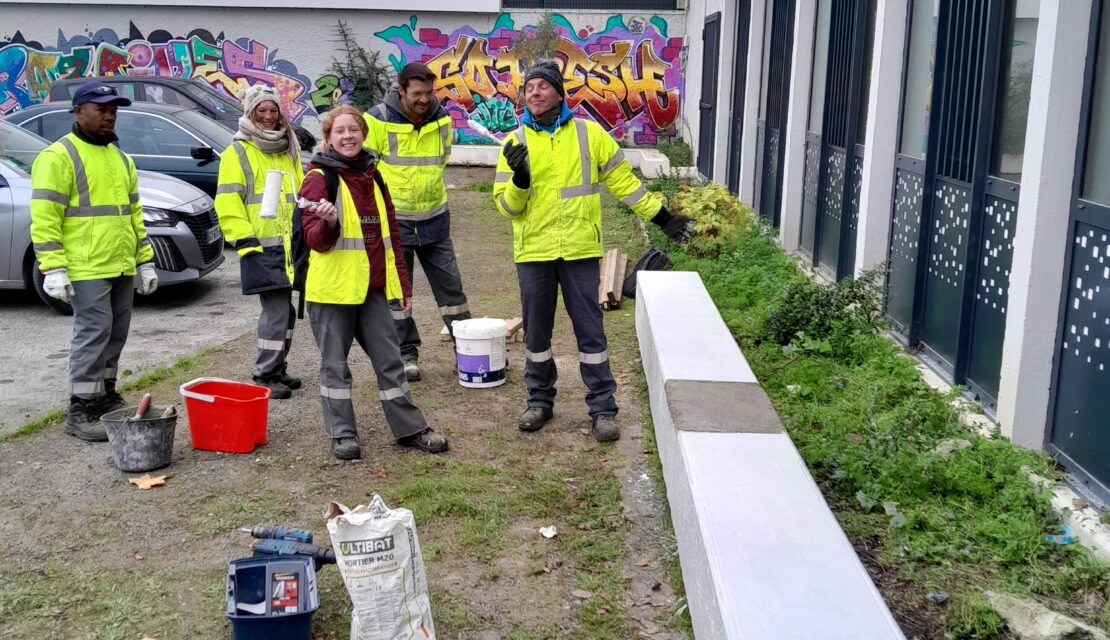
(251, 538), (336, 570)
(239, 525), (314, 544)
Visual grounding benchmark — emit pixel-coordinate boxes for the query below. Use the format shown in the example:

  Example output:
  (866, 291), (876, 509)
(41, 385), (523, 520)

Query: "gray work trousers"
(308, 290), (428, 442)
(392, 237), (470, 361)
(252, 288), (295, 380)
(69, 276), (134, 400)
(517, 258), (618, 417)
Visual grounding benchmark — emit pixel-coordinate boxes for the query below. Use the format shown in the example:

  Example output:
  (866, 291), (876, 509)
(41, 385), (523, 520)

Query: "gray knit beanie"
(239, 84), (282, 118)
(523, 59), (565, 97)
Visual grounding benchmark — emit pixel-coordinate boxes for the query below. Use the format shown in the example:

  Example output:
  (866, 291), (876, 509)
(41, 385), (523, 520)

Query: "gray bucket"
(102, 405), (178, 472)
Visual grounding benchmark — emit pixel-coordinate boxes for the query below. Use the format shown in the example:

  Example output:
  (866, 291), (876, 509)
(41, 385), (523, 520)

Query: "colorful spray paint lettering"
(0, 24), (353, 121)
(376, 13), (684, 145)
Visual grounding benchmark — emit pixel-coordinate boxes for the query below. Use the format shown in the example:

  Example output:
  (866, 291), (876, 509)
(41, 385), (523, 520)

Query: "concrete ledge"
(636, 271), (904, 639)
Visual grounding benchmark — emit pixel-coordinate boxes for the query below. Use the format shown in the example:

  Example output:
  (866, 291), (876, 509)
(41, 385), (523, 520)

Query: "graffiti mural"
(0, 24), (353, 121)
(375, 13), (684, 145)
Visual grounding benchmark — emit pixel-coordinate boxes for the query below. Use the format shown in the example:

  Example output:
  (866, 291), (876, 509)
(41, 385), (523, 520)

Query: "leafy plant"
(330, 20), (394, 111)
(665, 183), (751, 257)
(656, 137), (693, 167)
(513, 12), (560, 86)
(763, 264), (887, 357)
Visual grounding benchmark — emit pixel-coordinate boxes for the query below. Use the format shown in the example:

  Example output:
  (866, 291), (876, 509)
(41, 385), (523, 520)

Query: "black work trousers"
(516, 258), (617, 417)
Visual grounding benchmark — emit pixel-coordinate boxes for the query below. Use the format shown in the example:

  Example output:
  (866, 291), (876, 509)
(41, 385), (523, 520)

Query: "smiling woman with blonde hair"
(214, 84), (310, 399)
(298, 104), (448, 460)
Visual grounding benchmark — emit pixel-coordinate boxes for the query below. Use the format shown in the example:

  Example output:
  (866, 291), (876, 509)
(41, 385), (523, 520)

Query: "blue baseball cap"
(72, 81), (132, 108)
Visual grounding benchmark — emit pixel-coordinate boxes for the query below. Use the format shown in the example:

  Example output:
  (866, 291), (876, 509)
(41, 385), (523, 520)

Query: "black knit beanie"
(523, 59), (565, 97)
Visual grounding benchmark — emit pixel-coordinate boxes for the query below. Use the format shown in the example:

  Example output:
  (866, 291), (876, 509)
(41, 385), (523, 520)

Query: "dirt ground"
(0, 167), (686, 639)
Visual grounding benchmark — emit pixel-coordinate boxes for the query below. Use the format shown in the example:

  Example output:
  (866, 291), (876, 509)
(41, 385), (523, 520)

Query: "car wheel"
(31, 259), (74, 316)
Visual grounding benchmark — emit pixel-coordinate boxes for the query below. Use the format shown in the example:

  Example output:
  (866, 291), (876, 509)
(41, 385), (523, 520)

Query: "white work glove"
(42, 268), (74, 303)
(137, 262), (158, 295)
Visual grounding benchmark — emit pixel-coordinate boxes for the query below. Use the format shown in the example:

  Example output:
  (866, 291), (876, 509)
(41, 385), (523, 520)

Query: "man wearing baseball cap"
(30, 80), (159, 441)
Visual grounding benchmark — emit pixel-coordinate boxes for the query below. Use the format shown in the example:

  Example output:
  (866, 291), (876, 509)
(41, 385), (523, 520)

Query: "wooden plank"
(505, 317), (523, 337)
(613, 252), (628, 305)
(598, 249), (615, 306)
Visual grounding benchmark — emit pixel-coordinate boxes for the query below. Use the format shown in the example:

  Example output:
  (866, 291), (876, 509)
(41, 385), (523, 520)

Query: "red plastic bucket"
(179, 378), (271, 453)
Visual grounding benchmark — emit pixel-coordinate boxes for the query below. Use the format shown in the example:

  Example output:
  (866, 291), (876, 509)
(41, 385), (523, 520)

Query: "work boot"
(278, 371), (302, 390)
(98, 379), (126, 417)
(65, 399), (108, 442)
(518, 407), (553, 432)
(332, 438), (361, 460)
(398, 428), (448, 454)
(591, 414), (620, 443)
(252, 377), (292, 400)
(402, 357), (421, 382)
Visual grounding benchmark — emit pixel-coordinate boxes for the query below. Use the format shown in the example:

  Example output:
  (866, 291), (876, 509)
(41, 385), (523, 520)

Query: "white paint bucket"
(259, 170), (288, 219)
(452, 318), (507, 388)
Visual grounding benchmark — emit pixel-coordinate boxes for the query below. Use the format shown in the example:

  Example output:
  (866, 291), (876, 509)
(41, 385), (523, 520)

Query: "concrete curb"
(635, 271), (905, 639)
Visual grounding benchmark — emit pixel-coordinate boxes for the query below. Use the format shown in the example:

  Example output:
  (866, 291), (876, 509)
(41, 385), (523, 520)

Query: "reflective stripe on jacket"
(30, 132), (153, 281)
(305, 169), (403, 305)
(214, 140), (303, 294)
(363, 106), (451, 245)
(492, 118), (662, 263)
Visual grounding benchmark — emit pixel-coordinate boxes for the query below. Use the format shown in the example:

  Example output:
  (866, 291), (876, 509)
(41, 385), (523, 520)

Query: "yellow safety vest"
(492, 118), (662, 263)
(30, 132), (154, 281)
(304, 169), (403, 304)
(363, 109), (451, 221)
(214, 140), (303, 285)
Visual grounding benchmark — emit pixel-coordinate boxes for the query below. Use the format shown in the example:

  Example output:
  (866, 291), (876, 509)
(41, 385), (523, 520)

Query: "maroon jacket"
(300, 162), (412, 298)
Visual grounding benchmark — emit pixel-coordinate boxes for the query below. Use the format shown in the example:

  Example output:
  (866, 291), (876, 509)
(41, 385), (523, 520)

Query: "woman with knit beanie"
(214, 84), (309, 398)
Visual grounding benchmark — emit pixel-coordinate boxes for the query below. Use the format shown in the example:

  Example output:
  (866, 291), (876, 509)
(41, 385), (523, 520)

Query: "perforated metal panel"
(760, 128), (782, 223)
(844, 151), (864, 272)
(886, 162), (925, 335)
(921, 180), (972, 372)
(800, 134), (822, 257)
(818, 147), (846, 276)
(966, 191), (1018, 407)
(1053, 222), (1110, 481)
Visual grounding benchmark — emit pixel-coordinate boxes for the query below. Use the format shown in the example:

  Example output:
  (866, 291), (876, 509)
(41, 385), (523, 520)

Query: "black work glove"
(503, 139), (530, 189)
(650, 206), (695, 244)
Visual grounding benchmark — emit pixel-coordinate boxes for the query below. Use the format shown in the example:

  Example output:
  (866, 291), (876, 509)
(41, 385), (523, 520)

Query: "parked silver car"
(0, 120), (224, 314)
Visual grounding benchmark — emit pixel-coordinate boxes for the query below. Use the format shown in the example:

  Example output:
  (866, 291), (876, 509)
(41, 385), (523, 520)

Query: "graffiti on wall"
(375, 13), (684, 145)
(0, 24), (353, 121)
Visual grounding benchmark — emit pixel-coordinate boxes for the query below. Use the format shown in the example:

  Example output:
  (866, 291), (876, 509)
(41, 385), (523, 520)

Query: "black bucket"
(102, 405), (177, 472)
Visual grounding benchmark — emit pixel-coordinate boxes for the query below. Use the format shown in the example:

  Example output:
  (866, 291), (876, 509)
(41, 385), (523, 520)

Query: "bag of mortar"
(326, 495), (436, 640)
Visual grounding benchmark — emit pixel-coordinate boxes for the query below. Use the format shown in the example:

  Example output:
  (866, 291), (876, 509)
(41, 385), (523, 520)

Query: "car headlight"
(142, 207), (179, 227)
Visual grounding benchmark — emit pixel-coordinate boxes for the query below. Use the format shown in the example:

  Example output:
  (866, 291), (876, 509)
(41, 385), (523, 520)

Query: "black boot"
(98, 379), (126, 417)
(252, 377), (292, 400)
(65, 398), (108, 442)
(518, 406), (553, 432)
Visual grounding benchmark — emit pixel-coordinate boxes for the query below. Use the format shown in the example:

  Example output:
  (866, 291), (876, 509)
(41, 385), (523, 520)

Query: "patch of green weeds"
(656, 137), (693, 166)
(616, 196), (1110, 635)
(467, 181), (494, 192)
(192, 487), (297, 538)
(0, 408), (65, 443)
(0, 561), (226, 639)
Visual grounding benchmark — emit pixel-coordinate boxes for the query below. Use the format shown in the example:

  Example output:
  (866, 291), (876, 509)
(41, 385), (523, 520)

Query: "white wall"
(680, 0), (756, 181)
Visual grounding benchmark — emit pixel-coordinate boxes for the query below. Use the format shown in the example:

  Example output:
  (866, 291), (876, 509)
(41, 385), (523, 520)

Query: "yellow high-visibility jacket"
(363, 102), (451, 245)
(30, 132), (153, 281)
(214, 140), (303, 294)
(493, 118), (661, 263)
(304, 169), (403, 304)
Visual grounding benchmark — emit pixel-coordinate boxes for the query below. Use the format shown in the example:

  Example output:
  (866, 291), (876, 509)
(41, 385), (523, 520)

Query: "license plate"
(206, 225), (222, 244)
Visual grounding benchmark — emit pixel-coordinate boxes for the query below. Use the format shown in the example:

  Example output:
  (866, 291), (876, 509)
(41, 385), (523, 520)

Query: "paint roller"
(467, 119), (508, 144)
(259, 170), (295, 219)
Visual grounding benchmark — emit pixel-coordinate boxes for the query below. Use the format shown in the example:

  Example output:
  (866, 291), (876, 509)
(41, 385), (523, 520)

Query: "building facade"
(682, 0), (1110, 506)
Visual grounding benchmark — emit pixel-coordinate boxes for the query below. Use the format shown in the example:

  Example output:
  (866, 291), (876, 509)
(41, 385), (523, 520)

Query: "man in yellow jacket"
(493, 60), (693, 442)
(364, 63), (471, 382)
(30, 81), (158, 441)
